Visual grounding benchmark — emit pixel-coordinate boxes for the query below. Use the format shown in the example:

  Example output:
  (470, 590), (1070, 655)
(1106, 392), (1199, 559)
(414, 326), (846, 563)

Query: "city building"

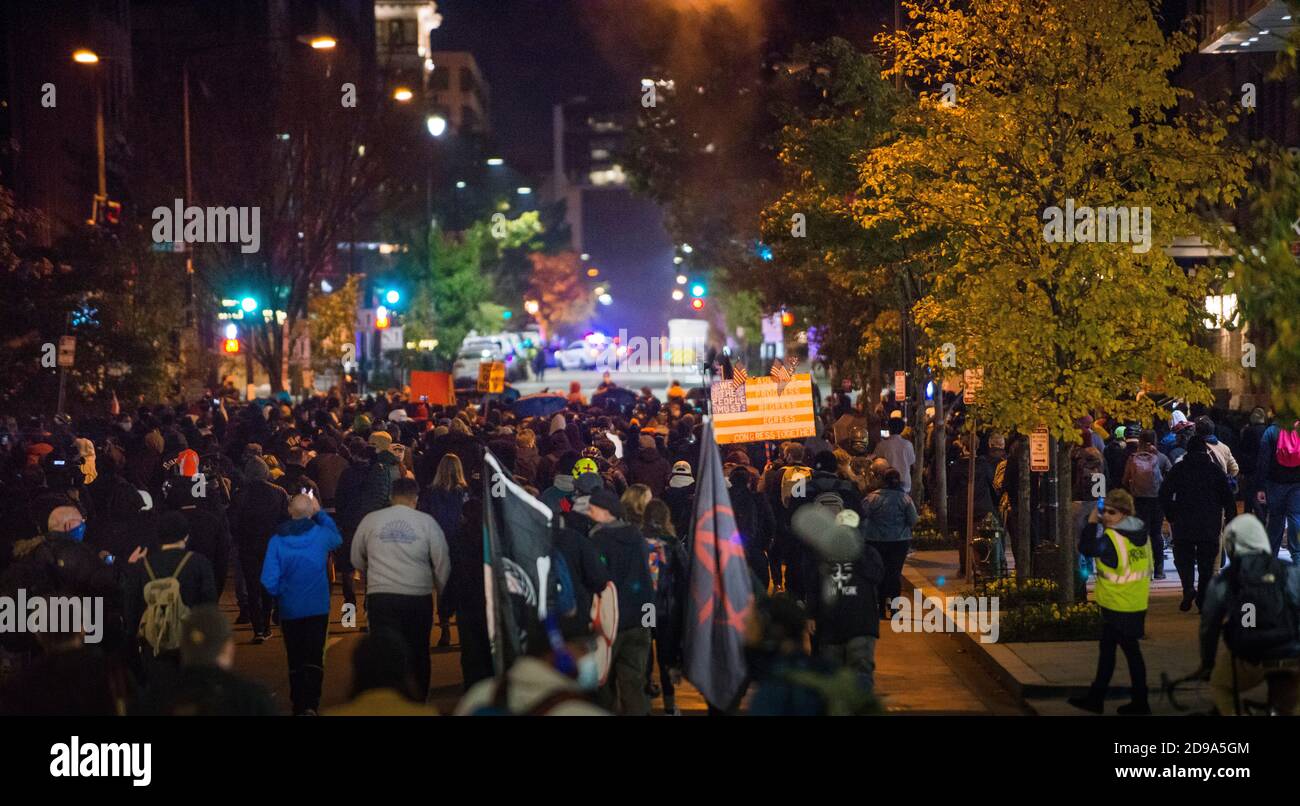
(427, 50), (490, 134)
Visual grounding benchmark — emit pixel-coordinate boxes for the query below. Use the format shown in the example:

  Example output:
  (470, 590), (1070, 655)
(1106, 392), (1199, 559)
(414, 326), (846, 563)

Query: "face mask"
(575, 653), (601, 691)
(67, 522), (87, 542)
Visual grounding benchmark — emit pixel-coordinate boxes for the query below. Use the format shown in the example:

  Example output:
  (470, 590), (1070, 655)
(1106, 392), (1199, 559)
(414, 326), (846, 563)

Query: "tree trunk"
(1055, 439), (1076, 603)
(1016, 436), (1032, 580)
(934, 384), (947, 537)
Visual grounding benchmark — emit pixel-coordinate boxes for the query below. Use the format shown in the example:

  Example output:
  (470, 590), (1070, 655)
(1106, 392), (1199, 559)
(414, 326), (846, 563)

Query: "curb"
(899, 565), (1134, 709)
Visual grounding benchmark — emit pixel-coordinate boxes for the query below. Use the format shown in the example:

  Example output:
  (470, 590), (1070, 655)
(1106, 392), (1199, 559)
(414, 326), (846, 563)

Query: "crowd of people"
(2, 371), (1298, 717)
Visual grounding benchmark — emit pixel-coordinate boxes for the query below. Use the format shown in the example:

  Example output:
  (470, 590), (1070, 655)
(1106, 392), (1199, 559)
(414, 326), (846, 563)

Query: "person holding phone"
(1070, 489), (1152, 715)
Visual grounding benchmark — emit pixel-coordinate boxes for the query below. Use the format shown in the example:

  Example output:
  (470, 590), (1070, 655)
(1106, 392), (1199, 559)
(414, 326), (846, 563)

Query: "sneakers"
(251, 633), (266, 645)
(1117, 700), (1152, 716)
(1067, 695), (1105, 714)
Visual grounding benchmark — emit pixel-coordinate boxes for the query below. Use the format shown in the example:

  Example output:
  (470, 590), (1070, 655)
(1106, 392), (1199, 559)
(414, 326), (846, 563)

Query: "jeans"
(333, 542), (356, 606)
(239, 542), (272, 634)
(1265, 481), (1300, 562)
(870, 540), (910, 612)
(1172, 539), (1218, 607)
(281, 614), (328, 714)
(598, 627), (652, 715)
(1089, 609), (1147, 703)
(1133, 497), (1165, 577)
(366, 592), (434, 702)
(819, 635), (877, 693)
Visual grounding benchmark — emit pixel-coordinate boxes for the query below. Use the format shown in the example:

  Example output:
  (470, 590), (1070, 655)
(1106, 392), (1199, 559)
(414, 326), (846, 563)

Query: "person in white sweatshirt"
(352, 477), (451, 702)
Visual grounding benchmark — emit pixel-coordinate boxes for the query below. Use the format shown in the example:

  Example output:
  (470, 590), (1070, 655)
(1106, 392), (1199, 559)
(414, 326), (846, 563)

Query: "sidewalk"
(903, 548), (1216, 715)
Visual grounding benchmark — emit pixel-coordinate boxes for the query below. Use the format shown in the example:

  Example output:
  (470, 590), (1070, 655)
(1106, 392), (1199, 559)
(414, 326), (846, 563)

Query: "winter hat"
(1104, 488), (1135, 516)
(388, 409), (411, 423)
(588, 488), (624, 519)
(549, 414), (567, 435)
(574, 472), (604, 495)
(369, 431), (394, 453)
(669, 460), (694, 488)
(157, 511), (190, 544)
(1223, 514), (1269, 556)
(1186, 435), (1208, 454)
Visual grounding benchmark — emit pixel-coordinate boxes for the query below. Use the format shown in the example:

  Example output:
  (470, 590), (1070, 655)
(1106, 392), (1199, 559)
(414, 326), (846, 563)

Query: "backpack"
(1224, 556), (1298, 662)
(780, 465), (812, 507)
(1276, 424), (1300, 469)
(138, 552), (193, 657)
(1126, 451), (1160, 496)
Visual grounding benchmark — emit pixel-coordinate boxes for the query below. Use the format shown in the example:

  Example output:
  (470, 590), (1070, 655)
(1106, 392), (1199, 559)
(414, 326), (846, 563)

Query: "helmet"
(572, 457), (599, 478)
(580, 445), (601, 461)
(848, 425), (869, 456)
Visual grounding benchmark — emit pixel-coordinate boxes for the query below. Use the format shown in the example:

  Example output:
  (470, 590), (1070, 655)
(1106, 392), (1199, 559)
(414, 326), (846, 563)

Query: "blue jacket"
(261, 510), (342, 620)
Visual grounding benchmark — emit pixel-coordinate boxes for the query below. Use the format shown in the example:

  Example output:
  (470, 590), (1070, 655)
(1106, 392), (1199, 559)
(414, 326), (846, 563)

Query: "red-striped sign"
(711, 373), (817, 444)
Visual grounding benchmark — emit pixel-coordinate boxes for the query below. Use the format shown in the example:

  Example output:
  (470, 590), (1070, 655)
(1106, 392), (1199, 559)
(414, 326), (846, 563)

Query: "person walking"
(352, 477), (451, 703)
(863, 468), (918, 617)
(260, 494), (342, 715)
(1069, 490), (1152, 715)
(1123, 430), (1172, 581)
(229, 455), (288, 642)
(587, 488), (654, 715)
(1159, 436), (1236, 611)
(417, 455), (467, 648)
(1257, 418), (1300, 561)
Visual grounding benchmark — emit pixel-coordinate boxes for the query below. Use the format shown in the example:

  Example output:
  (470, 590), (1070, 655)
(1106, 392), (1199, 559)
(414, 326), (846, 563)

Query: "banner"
(710, 373), (816, 444)
(408, 370), (455, 406)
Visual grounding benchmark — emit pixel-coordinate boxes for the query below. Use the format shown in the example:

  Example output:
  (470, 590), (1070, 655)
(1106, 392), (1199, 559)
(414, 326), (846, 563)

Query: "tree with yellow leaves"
(860, 0), (1248, 599)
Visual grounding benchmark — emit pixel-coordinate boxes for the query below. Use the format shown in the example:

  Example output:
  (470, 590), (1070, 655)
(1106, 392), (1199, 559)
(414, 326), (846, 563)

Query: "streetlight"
(524, 299), (540, 315)
(392, 86), (414, 102)
(305, 35), (338, 50)
(426, 114), (447, 138)
(486, 157), (504, 166)
(70, 49), (106, 200)
(516, 186), (532, 195)
(675, 274), (687, 285)
(671, 289), (685, 301)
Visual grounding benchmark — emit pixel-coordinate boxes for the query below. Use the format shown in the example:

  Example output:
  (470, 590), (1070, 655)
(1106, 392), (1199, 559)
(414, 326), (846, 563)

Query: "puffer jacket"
(863, 487), (918, 542)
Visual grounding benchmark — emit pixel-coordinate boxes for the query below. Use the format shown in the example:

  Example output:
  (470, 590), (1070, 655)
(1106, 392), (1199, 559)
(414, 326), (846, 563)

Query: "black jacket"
(810, 541), (884, 643)
(124, 548), (218, 635)
(626, 447), (671, 497)
(663, 483), (696, 542)
(175, 505), (231, 596)
(1158, 451), (1235, 544)
(591, 519), (654, 632)
(229, 480), (288, 552)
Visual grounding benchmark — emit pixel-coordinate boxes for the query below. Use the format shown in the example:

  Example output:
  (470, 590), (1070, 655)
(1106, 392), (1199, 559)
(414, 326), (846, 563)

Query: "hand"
(128, 546), (148, 564)
(1087, 508), (1100, 524)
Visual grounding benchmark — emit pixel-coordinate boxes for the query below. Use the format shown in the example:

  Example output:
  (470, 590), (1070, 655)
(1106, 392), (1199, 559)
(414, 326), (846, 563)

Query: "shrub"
(977, 577), (1058, 609)
(997, 602), (1102, 642)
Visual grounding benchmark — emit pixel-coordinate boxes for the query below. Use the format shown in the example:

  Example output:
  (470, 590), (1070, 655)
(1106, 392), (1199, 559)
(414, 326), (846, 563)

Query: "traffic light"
(376, 305), (391, 329)
(240, 297), (258, 313)
(781, 310), (794, 327)
(383, 289), (400, 306)
(690, 297), (705, 311)
(690, 283), (706, 298)
(223, 338), (241, 354)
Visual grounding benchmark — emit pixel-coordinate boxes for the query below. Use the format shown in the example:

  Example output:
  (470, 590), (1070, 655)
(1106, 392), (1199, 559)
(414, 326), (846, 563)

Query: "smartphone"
(1096, 497), (1106, 514)
(104, 554), (115, 566)
(53, 459), (66, 466)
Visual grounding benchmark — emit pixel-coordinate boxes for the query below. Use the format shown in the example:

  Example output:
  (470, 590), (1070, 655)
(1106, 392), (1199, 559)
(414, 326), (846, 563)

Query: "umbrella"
(511, 392), (569, 418)
(591, 386), (638, 415)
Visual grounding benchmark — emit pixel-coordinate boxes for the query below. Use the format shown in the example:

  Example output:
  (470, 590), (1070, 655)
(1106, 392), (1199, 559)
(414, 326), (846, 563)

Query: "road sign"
(57, 336), (75, 368)
(1030, 427), (1050, 472)
(711, 373), (817, 444)
(963, 367), (984, 404)
(894, 370), (907, 400)
(477, 361), (505, 394)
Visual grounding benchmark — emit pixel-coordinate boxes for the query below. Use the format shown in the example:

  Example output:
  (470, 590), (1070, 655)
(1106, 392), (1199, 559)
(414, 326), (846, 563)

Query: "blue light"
(384, 289), (400, 305)
(241, 297), (258, 313)
(925, 380), (935, 400)
(502, 310), (513, 320)
(690, 283), (705, 298)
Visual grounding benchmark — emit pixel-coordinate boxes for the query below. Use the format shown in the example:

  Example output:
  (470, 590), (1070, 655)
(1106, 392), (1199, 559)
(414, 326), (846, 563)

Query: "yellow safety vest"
(1094, 527), (1151, 612)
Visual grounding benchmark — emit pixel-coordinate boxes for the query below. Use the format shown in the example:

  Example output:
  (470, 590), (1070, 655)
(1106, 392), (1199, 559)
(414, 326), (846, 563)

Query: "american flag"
(730, 364), (748, 390)
(770, 358), (796, 395)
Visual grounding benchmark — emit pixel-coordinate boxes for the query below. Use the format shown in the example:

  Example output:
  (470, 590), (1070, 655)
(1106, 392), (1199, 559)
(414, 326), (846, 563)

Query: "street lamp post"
(71, 49), (107, 203)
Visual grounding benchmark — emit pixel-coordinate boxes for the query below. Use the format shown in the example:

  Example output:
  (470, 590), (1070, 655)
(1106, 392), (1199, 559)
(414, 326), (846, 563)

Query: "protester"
(352, 477), (451, 703)
(1159, 436), (1236, 611)
(587, 487), (654, 715)
(261, 494), (342, 715)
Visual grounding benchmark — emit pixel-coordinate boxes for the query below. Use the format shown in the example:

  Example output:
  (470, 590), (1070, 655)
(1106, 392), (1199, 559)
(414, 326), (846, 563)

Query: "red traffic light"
(222, 338), (241, 354)
(690, 298), (705, 311)
(780, 310), (794, 327)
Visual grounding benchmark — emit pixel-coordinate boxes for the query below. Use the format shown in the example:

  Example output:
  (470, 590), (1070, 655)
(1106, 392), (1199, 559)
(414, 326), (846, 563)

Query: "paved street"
(226, 570), (1025, 716)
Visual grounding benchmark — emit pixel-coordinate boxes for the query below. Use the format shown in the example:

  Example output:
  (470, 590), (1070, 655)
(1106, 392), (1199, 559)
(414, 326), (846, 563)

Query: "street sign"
(1030, 426), (1050, 472)
(57, 336), (75, 368)
(894, 370), (907, 400)
(711, 373), (817, 444)
(963, 367), (984, 404)
(477, 361), (505, 394)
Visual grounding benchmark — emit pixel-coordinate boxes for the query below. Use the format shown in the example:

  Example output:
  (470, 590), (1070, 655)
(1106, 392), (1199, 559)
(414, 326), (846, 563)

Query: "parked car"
(554, 339), (602, 371)
(453, 338), (506, 381)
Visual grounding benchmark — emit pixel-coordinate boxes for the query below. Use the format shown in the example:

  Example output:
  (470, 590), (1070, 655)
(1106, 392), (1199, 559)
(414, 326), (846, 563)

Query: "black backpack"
(1224, 556), (1298, 662)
